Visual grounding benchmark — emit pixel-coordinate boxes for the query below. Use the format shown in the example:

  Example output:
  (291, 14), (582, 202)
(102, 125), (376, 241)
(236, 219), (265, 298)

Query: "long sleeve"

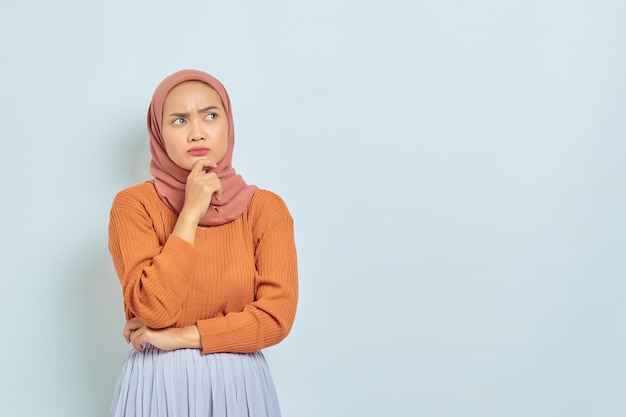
(196, 191), (298, 354)
(108, 187), (201, 328)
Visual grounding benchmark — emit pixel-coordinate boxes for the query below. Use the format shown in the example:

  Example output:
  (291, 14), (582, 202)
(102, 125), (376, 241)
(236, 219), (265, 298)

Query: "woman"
(108, 69), (298, 417)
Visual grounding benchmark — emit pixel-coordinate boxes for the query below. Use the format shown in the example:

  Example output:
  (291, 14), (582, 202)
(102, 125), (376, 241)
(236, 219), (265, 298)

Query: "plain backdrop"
(1, 1), (625, 416)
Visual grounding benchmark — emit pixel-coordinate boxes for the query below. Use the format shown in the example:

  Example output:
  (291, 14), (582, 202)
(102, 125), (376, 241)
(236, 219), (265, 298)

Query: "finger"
(133, 337), (144, 352)
(191, 159), (218, 174)
(122, 322), (135, 342)
(190, 159), (207, 175)
(130, 329), (146, 352)
(204, 159), (219, 169)
(123, 318), (143, 342)
(133, 339), (144, 353)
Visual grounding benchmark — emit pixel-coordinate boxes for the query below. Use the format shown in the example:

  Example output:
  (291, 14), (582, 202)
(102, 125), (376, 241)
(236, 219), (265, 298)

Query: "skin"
(124, 81), (229, 353)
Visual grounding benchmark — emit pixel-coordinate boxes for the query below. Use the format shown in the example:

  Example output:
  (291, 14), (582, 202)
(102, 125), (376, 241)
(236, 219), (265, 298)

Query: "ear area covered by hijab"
(147, 69), (257, 227)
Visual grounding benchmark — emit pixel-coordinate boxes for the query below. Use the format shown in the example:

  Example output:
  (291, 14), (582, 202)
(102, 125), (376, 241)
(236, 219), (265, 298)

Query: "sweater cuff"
(196, 315), (261, 354)
(197, 317), (231, 354)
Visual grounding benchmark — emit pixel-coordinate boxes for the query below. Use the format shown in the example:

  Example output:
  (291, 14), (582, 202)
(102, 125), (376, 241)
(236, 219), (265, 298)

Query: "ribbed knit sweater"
(108, 182), (298, 355)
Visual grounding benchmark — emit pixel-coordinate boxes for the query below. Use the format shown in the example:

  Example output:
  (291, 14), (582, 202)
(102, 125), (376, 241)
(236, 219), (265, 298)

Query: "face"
(161, 81), (229, 170)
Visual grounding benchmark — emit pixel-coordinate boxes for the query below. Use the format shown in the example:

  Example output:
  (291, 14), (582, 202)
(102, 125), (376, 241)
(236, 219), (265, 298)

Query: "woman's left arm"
(196, 191), (299, 354)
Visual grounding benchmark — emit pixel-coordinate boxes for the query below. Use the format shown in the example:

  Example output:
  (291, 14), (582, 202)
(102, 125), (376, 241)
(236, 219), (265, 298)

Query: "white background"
(1, 1), (625, 416)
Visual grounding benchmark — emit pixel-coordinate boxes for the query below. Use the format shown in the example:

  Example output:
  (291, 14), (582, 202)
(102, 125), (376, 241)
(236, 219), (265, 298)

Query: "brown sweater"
(108, 182), (298, 354)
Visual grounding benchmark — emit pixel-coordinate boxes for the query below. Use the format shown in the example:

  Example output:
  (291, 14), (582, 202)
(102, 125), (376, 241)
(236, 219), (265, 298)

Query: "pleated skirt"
(110, 344), (281, 417)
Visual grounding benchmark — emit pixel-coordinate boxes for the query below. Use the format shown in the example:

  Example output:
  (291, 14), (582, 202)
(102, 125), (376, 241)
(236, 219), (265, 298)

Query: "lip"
(187, 147), (210, 156)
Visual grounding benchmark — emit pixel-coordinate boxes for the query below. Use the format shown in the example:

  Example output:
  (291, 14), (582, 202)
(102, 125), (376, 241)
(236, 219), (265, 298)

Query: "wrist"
(175, 325), (201, 350)
(172, 212), (201, 244)
(177, 209), (201, 227)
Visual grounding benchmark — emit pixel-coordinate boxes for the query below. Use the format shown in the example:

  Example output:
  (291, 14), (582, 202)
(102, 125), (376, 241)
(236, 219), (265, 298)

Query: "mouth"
(187, 147), (210, 156)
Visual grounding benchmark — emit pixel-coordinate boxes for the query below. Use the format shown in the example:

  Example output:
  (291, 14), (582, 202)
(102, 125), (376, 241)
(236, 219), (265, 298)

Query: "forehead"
(163, 81), (223, 108)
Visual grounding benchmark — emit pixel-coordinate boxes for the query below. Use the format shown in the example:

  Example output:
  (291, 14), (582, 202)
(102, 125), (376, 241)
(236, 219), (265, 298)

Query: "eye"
(204, 113), (217, 121)
(172, 117), (186, 126)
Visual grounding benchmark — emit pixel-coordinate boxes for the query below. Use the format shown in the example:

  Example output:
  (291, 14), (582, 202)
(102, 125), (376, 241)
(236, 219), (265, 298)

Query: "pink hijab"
(148, 69), (257, 226)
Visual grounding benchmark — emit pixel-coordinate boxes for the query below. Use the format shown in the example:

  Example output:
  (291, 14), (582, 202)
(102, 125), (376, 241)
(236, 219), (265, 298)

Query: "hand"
(123, 317), (179, 352)
(180, 159), (222, 223)
(122, 318), (201, 352)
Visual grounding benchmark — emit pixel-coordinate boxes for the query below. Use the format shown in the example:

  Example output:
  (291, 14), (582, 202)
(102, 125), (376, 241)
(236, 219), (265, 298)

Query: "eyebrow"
(168, 105), (220, 118)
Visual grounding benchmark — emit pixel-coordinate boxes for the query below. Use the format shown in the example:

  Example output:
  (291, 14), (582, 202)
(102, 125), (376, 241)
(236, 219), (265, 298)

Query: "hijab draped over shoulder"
(147, 69), (257, 227)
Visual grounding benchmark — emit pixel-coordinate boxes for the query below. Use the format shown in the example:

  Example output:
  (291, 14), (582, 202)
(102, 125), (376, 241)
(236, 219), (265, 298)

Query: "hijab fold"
(148, 69), (257, 226)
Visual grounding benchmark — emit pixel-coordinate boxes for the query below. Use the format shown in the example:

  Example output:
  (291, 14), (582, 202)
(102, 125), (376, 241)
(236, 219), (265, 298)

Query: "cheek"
(161, 130), (183, 159)
(161, 136), (174, 156)
(216, 124), (229, 155)
(215, 138), (229, 162)
(161, 127), (174, 150)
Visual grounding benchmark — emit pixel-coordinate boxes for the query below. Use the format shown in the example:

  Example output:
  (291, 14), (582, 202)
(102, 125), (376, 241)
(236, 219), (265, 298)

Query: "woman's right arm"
(109, 159), (221, 329)
(108, 190), (200, 329)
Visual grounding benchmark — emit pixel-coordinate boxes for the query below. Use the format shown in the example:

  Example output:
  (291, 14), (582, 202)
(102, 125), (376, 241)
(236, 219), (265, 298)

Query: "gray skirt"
(110, 344), (281, 417)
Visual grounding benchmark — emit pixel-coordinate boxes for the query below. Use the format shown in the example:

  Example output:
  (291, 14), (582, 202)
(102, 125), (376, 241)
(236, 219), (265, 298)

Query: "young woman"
(108, 69), (298, 417)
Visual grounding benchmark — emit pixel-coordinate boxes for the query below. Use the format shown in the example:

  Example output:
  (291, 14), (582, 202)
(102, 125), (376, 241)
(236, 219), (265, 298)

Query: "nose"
(189, 119), (205, 142)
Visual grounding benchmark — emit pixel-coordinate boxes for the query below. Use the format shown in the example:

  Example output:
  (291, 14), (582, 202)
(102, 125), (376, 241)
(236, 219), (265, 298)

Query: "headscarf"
(148, 69), (257, 226)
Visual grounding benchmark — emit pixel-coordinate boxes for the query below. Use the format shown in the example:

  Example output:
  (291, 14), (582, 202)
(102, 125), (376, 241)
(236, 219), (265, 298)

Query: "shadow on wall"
(72, 246), (128, 415)
(73, 127), (151, 414)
